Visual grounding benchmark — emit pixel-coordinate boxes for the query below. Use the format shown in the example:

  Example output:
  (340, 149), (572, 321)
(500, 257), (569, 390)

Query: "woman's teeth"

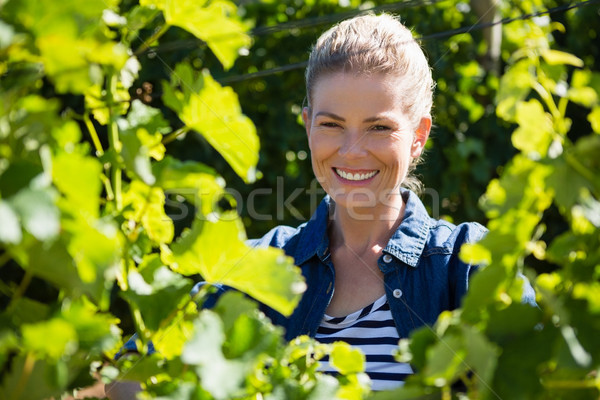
(335, 168), (378, 181)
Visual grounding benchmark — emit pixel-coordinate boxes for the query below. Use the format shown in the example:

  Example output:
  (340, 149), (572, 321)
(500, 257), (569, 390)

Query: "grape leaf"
(330, 342), (365, 375)
(164, 214), (304, 316)
(53, 150), (102, 219)
(157, 0), (251, 70)
(162, 64), (259, 183)
(0, 200), (21, 244)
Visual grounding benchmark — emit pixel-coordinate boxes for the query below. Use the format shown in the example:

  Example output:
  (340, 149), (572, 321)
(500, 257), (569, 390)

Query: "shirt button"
(393, 288), (403, 298)
(382, 254), (393, 263)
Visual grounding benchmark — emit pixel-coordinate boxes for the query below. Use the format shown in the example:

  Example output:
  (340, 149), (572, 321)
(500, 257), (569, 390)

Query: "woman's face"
(303, 72), (430, 214)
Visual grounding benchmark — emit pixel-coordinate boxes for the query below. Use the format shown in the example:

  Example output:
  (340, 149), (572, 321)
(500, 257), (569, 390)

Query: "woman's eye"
(320, 122), (340, 128)
(371, 125), (390, 131)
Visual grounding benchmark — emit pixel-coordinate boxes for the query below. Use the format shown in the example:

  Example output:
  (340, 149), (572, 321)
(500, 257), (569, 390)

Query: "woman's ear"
(411, 116), (431, 158)
(302, 107), (311, 139)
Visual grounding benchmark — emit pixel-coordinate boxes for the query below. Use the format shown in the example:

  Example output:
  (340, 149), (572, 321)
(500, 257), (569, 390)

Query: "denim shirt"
(250, 190), (490, 341)
(120, 190), (535, 356)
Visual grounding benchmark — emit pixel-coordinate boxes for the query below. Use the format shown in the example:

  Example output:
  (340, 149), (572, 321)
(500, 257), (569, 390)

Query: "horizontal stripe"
(318, 360), (413, 373)
(369, 372), (412, 381)
(316, 336), (400, 346)
(316, 325), (399, 337)
(317, 295), (411, 391)
(318, 318), (397, 332)
(372, 379), (407, 391)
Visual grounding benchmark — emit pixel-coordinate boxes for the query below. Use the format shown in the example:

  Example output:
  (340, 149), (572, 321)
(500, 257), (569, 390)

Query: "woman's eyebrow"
(363, 114), (394, 123)
(315, 111), (345, 121)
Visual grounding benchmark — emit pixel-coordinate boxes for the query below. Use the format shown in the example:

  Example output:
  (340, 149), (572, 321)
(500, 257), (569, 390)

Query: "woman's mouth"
(334, 168), (379, 181)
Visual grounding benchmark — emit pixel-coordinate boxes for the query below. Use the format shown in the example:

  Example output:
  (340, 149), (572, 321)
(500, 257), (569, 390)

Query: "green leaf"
(546, 157), (591, 211)
(480, 155), (553, 217)
(51, 120), (82, 150)
(13, 239), (83, 297)
(10, 187), (60, 241)
(6, 0), (127, 93)
(0, 200), (22, 244)
(213, 290), (260, 334)
(512, 99), (554, 156)
(0, 159), (43, 198)
(459, 242), (491, 266)
(165, 214), (304, 316)
(60, 297), (121, 354)
(567, 70), (599, 107)
(560, 324), (592, 367)
(0, 355), (64, 400)
(0, 19), (15, 49)
(422, 333), (468, 387)
(4, 297), (50, 326)
(153, 156), (224, 216)
(542, 49), (584, 67)
(122, 265), (192, 331)
(120, 99), (171, 137)
(0, 330), (19, 371)
(213, 291), (281, 360)
(63, 217), (122, 290)
(496, 59), (533, 122)
(162, 0), (251, 70)
(120, 128), (156, 185)
(122, 6), (161, 44)
(402, 328), (437, 370)
(492, 325), (557, 400)
(123, 180), (174, 245)
(163, 64), (259, 183)
(181, 311), (247, 399)
(330, 342), (365, 375)
(588, 106), (600, 134)
(461, 325), (499, 396)
(368, 386), (441, 400)
(85, 83), (130, 125)
(53, 150), (102, 218)
(151, 305), (196, 359)
(22, 318), (78, 359)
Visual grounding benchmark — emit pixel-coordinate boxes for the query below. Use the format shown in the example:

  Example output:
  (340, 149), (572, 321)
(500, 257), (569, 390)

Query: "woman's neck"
(329, 196), (406, 256)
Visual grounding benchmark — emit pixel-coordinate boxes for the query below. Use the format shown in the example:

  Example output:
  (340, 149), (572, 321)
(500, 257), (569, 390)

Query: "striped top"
(315, 294), (413, 391)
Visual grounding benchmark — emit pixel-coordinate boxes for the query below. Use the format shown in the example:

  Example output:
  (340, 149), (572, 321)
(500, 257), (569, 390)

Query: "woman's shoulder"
(247, 223), (307, 250)
(426, 218), (488, 252)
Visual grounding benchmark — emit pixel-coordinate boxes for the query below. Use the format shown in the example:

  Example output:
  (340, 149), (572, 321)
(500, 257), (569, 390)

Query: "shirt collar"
(291, 189), (431, 268)
(292, 195), (333, 266)
(383, 189), (431, 267)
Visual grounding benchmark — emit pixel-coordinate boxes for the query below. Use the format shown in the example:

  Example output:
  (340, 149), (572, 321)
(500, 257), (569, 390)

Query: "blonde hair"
(305, 13), (434, 193)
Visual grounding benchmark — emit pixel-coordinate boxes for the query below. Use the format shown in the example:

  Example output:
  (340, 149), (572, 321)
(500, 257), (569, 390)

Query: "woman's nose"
(338, 130), (367, 158)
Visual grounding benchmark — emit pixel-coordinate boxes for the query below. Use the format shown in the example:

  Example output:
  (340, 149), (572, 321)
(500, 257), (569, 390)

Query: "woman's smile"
(333, 168), (379, 183)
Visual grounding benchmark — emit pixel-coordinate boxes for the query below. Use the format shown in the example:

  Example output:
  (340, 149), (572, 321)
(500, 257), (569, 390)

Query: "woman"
(247, 13), (489, 390)
(108, 13), (513, 397)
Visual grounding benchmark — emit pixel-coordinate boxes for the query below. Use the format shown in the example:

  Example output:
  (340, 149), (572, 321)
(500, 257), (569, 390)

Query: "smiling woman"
(240, 13), (527, 392)
(109, 13), (534, 397)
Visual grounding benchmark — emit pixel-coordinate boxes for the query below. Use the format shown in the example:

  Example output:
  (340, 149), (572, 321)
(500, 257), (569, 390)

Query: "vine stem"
(532, 67), (570, 136)
(100, 173), (115, 202)
(0, 251), (11, 268)
(106, 72), (122, 211)
(8, 270), (32, 308)
(11, 352), (35, 400)
(162, 126), (191, 145)
(441, 385), (451, 400)
(83, 112), (104, 156)
(134, 24), (170, 56)
(565, 152), (599, 197)
(542, 378), (599, 389)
